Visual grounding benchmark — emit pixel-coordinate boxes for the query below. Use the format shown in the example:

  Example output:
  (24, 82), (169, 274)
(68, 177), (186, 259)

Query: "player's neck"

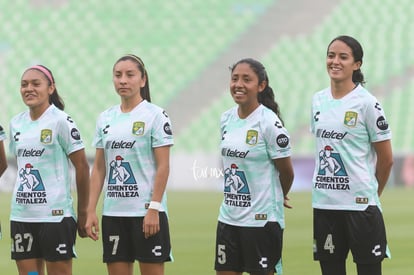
(120, 97), (144, 113)
(330, 81), (357, 99)
(29, 103), (50, 121)
(237, 102), (259, 119)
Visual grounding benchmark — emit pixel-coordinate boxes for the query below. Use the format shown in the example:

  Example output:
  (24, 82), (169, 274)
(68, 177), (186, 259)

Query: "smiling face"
(20, 69), (54, 112)
(230, 62), (265, 108)
(113, 59), (146, 101)
(326, 39), (361, 84)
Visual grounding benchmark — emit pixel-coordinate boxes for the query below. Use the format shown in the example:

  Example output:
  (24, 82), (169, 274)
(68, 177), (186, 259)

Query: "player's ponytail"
(230, 58), (284, 125)
(258, 83), (284, 126)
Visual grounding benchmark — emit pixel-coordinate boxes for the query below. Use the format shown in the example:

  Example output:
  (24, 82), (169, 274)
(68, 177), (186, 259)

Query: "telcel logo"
(18, 148), (45, 157)
(106, 140), (136, 149)
(221, 148), (249, 158)
(316, 129), (348, 140)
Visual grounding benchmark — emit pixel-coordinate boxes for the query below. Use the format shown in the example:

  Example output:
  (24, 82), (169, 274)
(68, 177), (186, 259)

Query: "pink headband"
(28, 65), (54, 84)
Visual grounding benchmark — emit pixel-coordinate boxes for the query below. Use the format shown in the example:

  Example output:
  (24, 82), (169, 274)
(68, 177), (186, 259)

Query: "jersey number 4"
(324, 233), (335, 254)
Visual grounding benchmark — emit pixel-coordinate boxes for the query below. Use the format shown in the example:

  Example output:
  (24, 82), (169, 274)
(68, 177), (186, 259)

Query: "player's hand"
(85, 211), (100, 241)
(143, 209), (160, 239)
(283, 196), (293, 209)
(77, 211), (88, 238)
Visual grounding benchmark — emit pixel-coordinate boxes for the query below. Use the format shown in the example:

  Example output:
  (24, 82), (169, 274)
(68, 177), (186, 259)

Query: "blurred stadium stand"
(0, 0), (413, 190)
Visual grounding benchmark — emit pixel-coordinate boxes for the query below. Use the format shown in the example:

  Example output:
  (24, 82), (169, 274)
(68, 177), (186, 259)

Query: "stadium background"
(1, 0), (413, 191)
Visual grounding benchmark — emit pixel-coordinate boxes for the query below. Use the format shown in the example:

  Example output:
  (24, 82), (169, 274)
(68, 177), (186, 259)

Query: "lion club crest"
(132, 121), (145, 136)
(246, 130), (258, 145)
(40, 129), (52, 144)
(344, 111), (358, 127)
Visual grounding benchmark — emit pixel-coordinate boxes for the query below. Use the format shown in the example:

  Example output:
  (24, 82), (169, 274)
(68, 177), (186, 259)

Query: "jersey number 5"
(217, 244), (227, 264)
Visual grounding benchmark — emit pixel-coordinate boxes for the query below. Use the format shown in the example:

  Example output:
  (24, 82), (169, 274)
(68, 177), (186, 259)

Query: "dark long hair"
(230, 58), (284, 125)
(114, 54), (151, 102)
(328, 35), (365, 86)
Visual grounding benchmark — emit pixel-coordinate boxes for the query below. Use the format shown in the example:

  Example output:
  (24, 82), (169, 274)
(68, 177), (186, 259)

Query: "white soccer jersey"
(9, 105), (85, 222)
(311, 85), (392, 211)
(93, 100), (173, 217)
(0, 124), (5, 140)
(218, 105), (291, 228)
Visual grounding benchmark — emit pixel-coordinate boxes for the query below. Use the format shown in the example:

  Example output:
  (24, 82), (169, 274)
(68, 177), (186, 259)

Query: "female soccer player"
(311, 35), (393, 275)
(214, 58), (294, 275)
(86, 54), (174, 275)
(9, 65), (90, 275)
(0, 124), (7, 177)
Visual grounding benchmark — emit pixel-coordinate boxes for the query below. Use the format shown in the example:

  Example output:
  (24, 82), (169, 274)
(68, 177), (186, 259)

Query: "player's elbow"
(385, 158), (394, 172)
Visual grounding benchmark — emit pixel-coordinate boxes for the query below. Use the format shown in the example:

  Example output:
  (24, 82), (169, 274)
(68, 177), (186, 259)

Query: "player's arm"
(0, 141), (7, 177)
(143, 145), (171, 239)
(273, 156), (294, 209)
(373, 139), (393, 197)
(69, 148), (90, 238)
(85, 148), (106, 241)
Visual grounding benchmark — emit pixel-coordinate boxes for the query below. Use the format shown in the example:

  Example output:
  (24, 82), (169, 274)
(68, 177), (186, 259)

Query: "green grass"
(0, 188), (413, 274)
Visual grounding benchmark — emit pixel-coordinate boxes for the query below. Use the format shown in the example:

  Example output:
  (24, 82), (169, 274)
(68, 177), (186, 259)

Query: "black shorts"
(102, 213), (172, 263)
(11, 217), (77, 261)
(214, 221), (283, 274)
(313, 206), (388, 264)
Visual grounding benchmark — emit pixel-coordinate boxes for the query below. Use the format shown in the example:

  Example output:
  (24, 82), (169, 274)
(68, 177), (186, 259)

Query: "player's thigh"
(214, 222), (243, 272)
(16, 258), (45, 275)
(102, 216), (135, 263)
(45, 259), (72, 275)
(11, 221), (42, 260)
(41, 217), (77, 261)
(319, 260), (346, 275)
(107, 262), (134, 275)
(134, 212), (172, 263)
(240, 222), (283, 274)
(139, 262), (164, 275)
(356, 262), (382, 275)
(313, 208), (348, 261)
(216, 272), (242, 275)
(347, 206), (387, 264)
